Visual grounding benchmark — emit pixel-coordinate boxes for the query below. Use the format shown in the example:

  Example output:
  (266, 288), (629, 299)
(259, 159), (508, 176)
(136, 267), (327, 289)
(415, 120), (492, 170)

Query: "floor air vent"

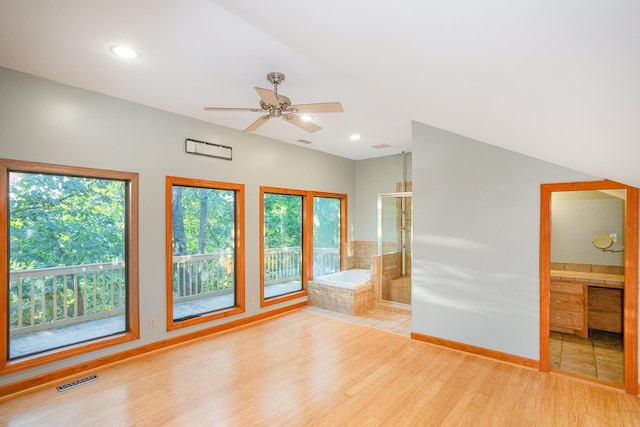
(56, 374), (99, 392)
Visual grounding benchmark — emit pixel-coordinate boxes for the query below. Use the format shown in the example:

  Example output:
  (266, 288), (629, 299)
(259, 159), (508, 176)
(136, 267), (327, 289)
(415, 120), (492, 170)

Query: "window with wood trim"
(313, 194), (346, 277)
(260, 187), (346, 306)
(0, 159), (139, 374)
(166, 177), (245, 329)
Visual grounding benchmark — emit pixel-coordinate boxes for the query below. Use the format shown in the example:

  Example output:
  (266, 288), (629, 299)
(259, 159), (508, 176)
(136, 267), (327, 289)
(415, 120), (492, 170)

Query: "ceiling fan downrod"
(267, 72), (285, 95)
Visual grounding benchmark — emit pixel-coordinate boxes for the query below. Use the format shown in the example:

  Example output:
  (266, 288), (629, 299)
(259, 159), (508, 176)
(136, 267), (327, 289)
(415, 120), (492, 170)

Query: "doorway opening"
(540, 180), (638, 394)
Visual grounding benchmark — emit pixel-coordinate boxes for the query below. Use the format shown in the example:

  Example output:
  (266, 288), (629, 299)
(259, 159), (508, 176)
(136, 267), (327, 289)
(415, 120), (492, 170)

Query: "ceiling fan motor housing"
(267, 72), (285, 86)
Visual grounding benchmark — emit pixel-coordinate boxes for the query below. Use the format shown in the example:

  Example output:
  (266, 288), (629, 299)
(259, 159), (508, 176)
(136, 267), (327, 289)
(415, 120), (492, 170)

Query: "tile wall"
(550, 262), (624, 275)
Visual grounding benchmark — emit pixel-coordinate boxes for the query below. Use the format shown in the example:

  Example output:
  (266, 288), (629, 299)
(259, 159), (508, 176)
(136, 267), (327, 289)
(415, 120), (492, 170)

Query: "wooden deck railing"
(172, 253), (234, 300)
(9, 247), (340, 335)
(9, 262), (126, 335)
(263, 247), (340, 284)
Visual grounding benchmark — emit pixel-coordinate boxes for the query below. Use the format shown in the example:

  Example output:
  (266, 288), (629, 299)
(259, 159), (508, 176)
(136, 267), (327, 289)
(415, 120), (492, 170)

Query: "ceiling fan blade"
(204, 107), (263, 112)
(244, 114), (271, 132)
(255, 87), (280, 107)
(282, 114), (321, 133)
(289, 102), (343, 113)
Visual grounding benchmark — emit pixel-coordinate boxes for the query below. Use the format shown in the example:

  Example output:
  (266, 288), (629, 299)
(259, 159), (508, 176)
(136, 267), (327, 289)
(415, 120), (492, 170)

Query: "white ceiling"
(1, 1), (639, 185)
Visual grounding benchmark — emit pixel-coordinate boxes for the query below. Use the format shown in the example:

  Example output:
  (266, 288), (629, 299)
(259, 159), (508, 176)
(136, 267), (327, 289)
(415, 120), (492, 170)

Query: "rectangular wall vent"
(56, 374), (99, 392)
(296, 139), (313, 144)
(371, 144), (392, 149)
(185, 138), (232, 160)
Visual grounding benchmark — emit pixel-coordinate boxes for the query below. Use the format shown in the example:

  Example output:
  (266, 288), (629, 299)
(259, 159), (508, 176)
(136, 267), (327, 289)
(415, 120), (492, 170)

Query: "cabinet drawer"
(550, 281), (584, 295)
(550, 292), (584, 311)
(550, 309), (584, 329)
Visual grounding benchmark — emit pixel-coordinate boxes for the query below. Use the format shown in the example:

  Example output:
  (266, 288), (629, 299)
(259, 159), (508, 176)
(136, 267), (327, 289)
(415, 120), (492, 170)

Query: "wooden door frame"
(540, 180), (638, 394)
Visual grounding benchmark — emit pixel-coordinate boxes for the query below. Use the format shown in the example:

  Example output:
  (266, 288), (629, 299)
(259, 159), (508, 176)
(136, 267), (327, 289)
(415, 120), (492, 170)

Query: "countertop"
(550, 270), (624, 289)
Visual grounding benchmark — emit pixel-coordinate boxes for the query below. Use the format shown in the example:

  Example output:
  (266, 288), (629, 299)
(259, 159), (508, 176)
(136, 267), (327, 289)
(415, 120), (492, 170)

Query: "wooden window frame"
(165, 176), (245, 330)
(312, 192), (347, 274)
(0, 159), (140, 375)
(260, 187), (347, 307)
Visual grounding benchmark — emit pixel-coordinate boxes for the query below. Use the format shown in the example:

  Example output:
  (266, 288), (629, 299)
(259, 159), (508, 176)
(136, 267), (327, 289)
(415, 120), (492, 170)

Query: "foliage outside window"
(0, 159), (139, 373)
(166, 177), (244, 329)
(260, 187), (346, 306)
(313, 195), (345, 277)
(262, 190), (305, 303)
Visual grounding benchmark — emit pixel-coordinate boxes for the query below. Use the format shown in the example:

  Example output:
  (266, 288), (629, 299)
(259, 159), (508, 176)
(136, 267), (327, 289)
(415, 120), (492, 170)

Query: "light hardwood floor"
(1, 309), (639, 426)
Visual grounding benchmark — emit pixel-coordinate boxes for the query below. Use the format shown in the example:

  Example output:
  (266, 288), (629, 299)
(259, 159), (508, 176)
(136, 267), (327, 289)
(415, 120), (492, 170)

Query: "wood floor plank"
(0, 309), (639, 426)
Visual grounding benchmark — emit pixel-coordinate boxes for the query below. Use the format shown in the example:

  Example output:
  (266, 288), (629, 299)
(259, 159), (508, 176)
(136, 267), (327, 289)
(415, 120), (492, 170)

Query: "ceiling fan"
(204, 72), (343, 133)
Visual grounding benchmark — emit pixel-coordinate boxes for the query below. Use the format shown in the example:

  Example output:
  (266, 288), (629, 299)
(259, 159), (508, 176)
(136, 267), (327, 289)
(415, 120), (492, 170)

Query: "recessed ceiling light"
(350, 134), (361, 141)
(110, 45), (139, 59)
(300, 115), (313, 122)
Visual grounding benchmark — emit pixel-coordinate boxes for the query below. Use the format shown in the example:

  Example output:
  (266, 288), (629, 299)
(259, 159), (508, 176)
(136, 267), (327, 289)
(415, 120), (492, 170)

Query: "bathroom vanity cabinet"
(550, 280), (588, 337)
(588, 286), (623, 333)
(549, 270), (624, 336)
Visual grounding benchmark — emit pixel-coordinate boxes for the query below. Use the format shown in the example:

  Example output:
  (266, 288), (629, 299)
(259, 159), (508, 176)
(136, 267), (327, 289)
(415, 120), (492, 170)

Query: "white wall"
(3, 66), (638, 387)
(354, 153), (412, 241)
(411, 121), (602, 360)
(0, 67), (355, 385)
(551, 191), (625, 265)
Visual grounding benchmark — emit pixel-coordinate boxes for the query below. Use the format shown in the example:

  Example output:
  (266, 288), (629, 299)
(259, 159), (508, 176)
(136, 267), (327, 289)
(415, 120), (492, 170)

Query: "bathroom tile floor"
(549, 330), (624, 384)
(303, 305), (412, 336)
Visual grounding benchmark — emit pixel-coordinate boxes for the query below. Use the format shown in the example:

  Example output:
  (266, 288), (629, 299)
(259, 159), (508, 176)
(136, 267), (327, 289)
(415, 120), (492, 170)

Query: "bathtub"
(312, 268), (370, 289)
(309, 269), (372, 315)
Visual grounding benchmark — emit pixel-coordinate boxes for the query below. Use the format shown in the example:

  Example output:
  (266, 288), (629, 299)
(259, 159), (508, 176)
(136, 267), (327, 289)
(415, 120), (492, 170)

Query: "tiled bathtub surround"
(308, 280), (373, 315)
(386, 276), (411, 305)
(345, 241), (377, 270)
(344, 241), (412, 313)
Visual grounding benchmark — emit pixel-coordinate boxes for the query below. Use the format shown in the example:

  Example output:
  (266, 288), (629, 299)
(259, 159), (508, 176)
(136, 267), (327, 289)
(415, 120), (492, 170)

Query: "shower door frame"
(377, 192), (412, 307)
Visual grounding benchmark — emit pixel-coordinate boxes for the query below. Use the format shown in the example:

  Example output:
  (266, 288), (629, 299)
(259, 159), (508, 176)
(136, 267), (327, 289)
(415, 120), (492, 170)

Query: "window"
(166, 177), (244, 329)
(261, 189), (306, 304)
(1, 159), (139, 373)
(313, 194), (346, 277)
(260, 187), (346, 306)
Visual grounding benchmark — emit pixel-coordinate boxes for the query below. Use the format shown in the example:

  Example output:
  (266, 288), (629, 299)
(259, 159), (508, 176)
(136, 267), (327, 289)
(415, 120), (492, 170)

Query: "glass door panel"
(378, 193), (412, 305)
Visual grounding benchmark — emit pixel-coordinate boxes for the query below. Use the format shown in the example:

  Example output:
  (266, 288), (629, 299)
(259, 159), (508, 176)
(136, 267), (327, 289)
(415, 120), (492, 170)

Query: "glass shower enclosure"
(377, 192), (412, 306)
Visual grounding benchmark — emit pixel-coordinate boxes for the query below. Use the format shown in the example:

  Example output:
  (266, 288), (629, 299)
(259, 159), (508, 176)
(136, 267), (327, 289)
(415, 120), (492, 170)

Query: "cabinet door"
(588, 287), (623, 333)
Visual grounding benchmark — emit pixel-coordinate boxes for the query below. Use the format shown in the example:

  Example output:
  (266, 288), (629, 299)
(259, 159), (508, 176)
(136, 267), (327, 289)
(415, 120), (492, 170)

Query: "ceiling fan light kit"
(205, 72), (343, 133)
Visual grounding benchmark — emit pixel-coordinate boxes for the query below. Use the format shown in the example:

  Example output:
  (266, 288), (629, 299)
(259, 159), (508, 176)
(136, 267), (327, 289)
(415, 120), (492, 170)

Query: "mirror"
(592, 233), (613, 250)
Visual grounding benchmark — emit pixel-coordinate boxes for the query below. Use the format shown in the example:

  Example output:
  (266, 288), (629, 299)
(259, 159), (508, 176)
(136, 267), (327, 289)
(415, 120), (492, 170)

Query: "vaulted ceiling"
(1, 1), (639, 185)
